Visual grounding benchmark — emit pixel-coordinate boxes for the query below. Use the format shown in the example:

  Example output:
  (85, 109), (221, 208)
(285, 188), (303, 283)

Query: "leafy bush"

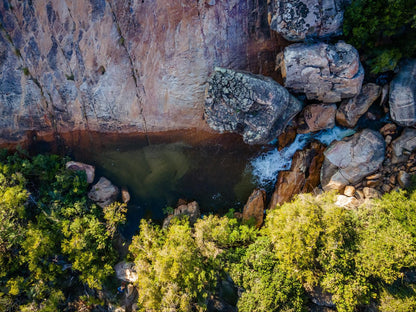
(343, 0), (416, 73)
(0, 150), (126, 310)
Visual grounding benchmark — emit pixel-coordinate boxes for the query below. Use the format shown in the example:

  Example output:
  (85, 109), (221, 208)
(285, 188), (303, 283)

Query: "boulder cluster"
(204, 1), (416, 217)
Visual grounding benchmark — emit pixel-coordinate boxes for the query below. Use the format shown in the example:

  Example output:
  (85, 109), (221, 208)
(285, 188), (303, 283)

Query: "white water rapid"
(251, 127), (356, 186)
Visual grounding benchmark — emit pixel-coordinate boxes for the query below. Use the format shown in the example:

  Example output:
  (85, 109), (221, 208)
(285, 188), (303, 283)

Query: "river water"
(28, 127), (354, 237)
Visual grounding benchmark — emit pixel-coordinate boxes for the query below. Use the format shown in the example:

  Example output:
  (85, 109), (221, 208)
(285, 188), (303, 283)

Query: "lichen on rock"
(204, 67), (303, 145)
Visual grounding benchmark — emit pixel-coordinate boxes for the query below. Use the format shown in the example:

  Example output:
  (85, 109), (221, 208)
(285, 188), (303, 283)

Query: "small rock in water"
(66, 161), (95, 183)
(88, 177), (119, 208)
(121, 188), (131, 203)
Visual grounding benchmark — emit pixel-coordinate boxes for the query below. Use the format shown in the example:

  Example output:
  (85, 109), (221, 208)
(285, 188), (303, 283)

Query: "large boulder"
(269, 141), (325, 208)
(336, 83), (382, 128)
(391, 128), (416, 164)
(281, 42), (364, 103)
(205, 67), (303, 144)
(88, 177), (119, 208)
(321, 129), (385, 191)
(269, 0), (350, 41)
(298, 104), (337, 133)
(242, 189), (266, 228)
(65, 161), (95, 183)
(389, 60), (416, 126)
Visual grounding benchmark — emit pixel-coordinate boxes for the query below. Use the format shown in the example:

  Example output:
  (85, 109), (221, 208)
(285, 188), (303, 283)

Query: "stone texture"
(88, 177), (119, 208)
(0, 0), (278, 144)
(335, 195), (359, 209)
(389, 60), (416, 126)
(281, 42), (364, 103)
(363, 187), (381, 199)
(204, 68), (303, 144)
(65, 161), (95, 183)
(391, 128), (416, 164)
(114, 261), (138, 283)
(398, 171), (411, 189)
(163, 201), (201, 228)
(298, 104), (337, 133)
(343, 185), (355, 197)
(121, 188), (130, 204)
(321, 129), (385, 191)
(242, 189), (266, 228)
(268, 0), (350, 41)
(269, 141), (325, 208)
(336, 83), (382, 128)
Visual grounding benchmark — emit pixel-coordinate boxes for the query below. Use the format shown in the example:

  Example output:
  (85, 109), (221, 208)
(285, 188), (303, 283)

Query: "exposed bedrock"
(268, 0), (351, 41)
(0, 0), (278, 143)
(204, 67), (303, 144)
(280, 41), (364, 103)
(321, 129), (385, 191)
(389, 60), (416, 127)
(336, 83), (382, 128)
(269, 141), (325, 209)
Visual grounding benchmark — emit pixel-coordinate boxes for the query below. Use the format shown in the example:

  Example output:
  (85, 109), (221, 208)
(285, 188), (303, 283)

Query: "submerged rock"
(205, 67), (303, 144)
(88, 177), (119, 208)
(269, 141), (325, 208)
(269, 0), (350, 41)
(321, 129), (385, 191)
(65, 161), (95, 183)
(242, 189), (266, 228)
(281, 42), (364, 103)
(389, 60), (416, 126)
(336, 83), (382, 128)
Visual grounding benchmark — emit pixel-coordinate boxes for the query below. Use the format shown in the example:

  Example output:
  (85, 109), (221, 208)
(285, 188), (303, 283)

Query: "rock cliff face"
(0, 0), (278, 144)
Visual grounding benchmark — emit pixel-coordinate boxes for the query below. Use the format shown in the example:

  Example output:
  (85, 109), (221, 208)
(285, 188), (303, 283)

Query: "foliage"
(343, 0), (416, 73)
(0, 150), (126, 310)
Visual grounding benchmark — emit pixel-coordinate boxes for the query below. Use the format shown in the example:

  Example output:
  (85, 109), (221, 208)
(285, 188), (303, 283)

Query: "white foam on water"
(250, 127), (356, 186)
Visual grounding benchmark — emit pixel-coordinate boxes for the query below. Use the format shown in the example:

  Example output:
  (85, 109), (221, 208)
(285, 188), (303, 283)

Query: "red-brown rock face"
(0, 0), (279, 144)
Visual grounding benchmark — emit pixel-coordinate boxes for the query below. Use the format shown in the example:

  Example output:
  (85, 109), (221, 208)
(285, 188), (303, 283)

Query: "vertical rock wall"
(0, 0), (279, 144)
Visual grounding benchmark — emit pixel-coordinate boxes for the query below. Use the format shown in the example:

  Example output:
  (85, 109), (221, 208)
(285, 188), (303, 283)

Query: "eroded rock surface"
(242, 189), (266, 228)
(298, 104), (337, 133)
(336, 83), (381, 128)
(281, 42), (364, 103)
(269, 141), (325, 208)
(269, 0), (350, 41)
(205, 68), (303, 144)
(0, 0), (277, 144)
(321, 129), (385, 191)
(389, 60), (416, 126)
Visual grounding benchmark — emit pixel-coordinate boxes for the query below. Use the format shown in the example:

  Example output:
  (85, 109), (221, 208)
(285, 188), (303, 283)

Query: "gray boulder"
(88, 177), (119, 208)
(269, 0), (350, 41)
(389, 60), (416, 126)
(281, 42), (364, 103)
(391, 128), (416, 164)
(336, 83), (381, 128)
(204, 67), (303, 144)
(321, 129), (385, 191)
(163, 201), (201, 228)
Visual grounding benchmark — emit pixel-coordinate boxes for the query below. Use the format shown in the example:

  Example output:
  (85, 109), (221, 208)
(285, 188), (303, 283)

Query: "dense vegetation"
(130, 192), (416, 312)
(343, 0), (416, 73)
(1, 150), (416, 311)
(0, 150), (126, 311)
